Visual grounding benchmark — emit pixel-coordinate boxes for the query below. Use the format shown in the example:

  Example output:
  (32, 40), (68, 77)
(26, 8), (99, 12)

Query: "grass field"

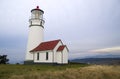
(0, 64), (120, 79)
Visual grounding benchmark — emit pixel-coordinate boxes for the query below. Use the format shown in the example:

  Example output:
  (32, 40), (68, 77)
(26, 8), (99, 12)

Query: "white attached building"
(25, 6), (69, 64)
(30, 39), (69, 64)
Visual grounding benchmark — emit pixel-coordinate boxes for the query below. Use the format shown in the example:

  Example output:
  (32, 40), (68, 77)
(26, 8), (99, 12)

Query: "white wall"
(25, 26), (44, 60)
(56, 52), (62, 64)
(62, 47), (68, 64)
(34, 51), (53, 63)
(53, 41), (62, 63)
(56, 47), (68, 64)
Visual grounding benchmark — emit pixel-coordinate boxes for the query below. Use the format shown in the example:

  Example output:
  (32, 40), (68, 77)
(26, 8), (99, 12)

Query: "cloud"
(90, 46), (120, 53)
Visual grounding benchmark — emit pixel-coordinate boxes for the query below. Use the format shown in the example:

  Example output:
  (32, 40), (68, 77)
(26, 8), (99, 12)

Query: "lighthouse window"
(40, 15), (43, 19)
(35, 12), (39, 19)
(32, 14), (35, 19)
(37, 53), (39, 60)
(46, 52), (48, 60)
(40, 21), (42, 26)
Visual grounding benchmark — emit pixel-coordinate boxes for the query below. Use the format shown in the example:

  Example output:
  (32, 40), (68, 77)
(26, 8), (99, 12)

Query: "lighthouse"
(25, 6), (69, 64)
(25, 6), (45, 61)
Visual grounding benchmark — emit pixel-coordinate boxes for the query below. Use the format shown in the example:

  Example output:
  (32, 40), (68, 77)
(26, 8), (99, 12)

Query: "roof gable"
(57, 45), (69, 52)
(57, 45), (66, 52)
(30, 39), (61, 52)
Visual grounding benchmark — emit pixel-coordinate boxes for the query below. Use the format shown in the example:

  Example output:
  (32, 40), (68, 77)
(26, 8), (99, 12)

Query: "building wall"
(32, 41), (68, 64)
(34, 51), (53, 63)
(56, 47), (68, 64)
(56, 52), (62, 64)
(53, 41), (63, 63)
(62, 48), (68, 64)
(25, 26), (44, 60)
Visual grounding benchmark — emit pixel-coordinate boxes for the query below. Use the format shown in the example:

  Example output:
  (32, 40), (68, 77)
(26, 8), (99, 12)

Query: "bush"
(0, 55), (9, 64)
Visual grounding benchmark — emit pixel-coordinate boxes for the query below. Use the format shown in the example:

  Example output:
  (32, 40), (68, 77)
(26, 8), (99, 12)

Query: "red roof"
(30, 39), (61, 52)
(31, 6), (44, 13)
(57, 45), (66, 52)
(36, 6), (39, 9)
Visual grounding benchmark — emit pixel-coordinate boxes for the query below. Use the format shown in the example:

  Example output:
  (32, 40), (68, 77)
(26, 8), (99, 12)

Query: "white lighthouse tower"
(25, 6), (45, 61)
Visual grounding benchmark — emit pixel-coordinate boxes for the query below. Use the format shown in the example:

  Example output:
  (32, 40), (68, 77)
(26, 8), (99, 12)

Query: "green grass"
(0, 64), (120, 79)
(0, 63), (87, 79)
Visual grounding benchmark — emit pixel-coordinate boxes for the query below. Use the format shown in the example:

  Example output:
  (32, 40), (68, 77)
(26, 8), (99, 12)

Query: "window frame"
(46, 52), (48, 60)
(37, 53), (39, 60)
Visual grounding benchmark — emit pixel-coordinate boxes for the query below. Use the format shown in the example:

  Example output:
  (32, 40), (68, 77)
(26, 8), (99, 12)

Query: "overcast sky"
(0, 0), (120, 63)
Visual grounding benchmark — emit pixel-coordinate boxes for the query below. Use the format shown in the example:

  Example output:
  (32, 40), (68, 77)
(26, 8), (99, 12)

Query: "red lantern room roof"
(36, 6), (39, 9)
(31, 6), (44, 13)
